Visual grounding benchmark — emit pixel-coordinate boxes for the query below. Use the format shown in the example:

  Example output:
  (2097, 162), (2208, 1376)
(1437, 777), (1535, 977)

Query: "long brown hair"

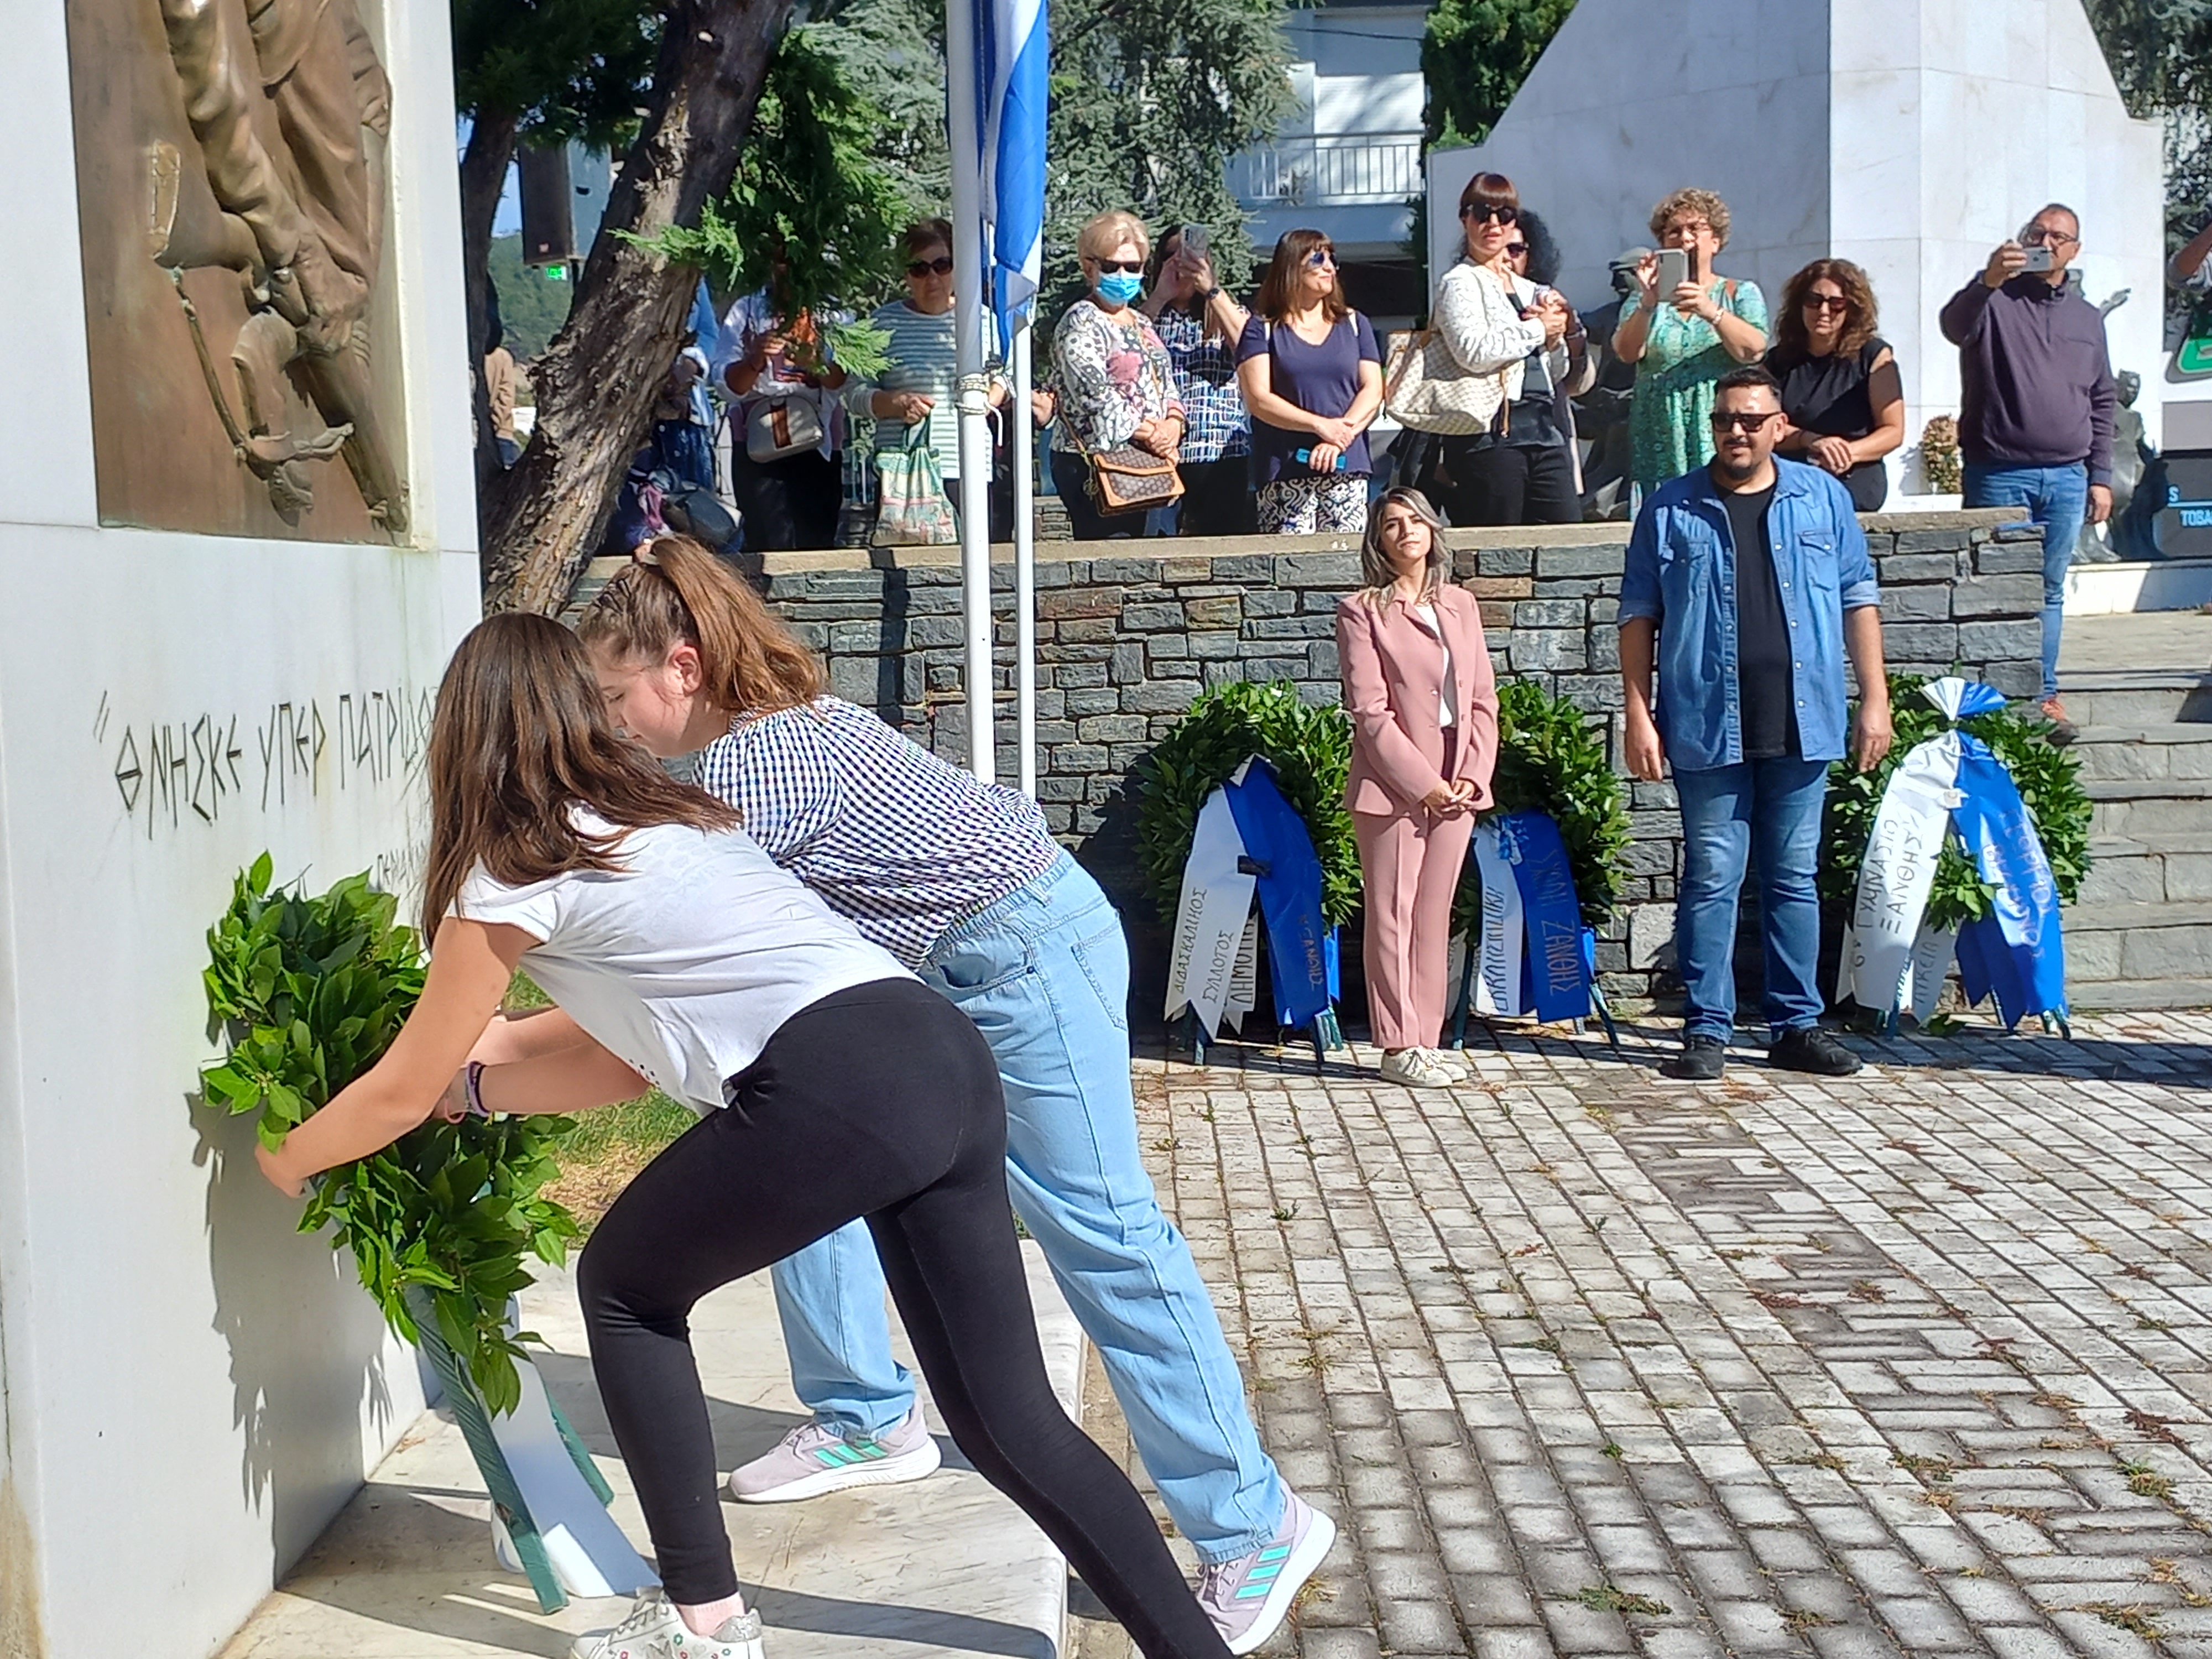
(421, 612), (739, 940)
(1775, 258), (1881, 359)
(1358, 487), (1450, 605)
(576, 535), (824, 716)
(1257, 228), (1349, 326)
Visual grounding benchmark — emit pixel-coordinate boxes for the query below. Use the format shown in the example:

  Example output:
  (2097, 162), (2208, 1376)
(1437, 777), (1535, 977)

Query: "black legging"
(577, 979), (1230, 1659)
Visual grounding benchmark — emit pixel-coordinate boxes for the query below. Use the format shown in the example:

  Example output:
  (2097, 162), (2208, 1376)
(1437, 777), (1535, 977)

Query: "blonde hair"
(1077, 209), (1150, 265)
(1650, 187), (1731, 250)
(1358, 488), (1451, 604)
(576, 535), (824, 717)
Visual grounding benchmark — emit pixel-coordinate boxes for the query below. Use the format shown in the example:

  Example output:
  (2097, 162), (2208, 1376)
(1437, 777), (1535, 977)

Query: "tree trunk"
(481, 0), (791, 614)
(460, 109), (519, 512)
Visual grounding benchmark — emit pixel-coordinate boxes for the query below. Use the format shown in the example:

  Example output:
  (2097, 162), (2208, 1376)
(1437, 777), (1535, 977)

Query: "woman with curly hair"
(1613, 187), (1768, 494)
(1765, 258), (1905, 512)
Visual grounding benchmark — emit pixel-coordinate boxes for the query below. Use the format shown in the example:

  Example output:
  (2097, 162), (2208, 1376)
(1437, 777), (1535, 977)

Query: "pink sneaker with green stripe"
(1196, 1490), (1337, 1654)
(727, 1406), (942, 1504)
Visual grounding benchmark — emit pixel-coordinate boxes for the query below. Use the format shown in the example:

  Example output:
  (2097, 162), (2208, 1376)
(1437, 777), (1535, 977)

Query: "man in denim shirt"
(1620, 367), (1893, 1081)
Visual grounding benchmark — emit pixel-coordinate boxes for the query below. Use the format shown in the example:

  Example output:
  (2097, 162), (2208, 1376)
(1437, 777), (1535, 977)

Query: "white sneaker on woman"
(571, 1591), (683, 1659)
(1379, 1048), (1455, 1088)
(1421, 1046), (1469, 1082)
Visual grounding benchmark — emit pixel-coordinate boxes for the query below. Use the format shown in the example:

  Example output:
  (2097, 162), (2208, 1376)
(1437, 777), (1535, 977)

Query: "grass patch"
(1574, 1584), (1670, 1617)
(1781, 1609), (1835, 1634)
(2120, 1460), (2176, 1500)
(2078, 1602), (2163, 1640)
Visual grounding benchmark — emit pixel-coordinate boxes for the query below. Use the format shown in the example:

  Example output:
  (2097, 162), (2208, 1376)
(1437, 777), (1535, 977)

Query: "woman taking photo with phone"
(1336, 488), (1499, 1089)
(1614, 187), (1768, 496)
(1145, 225), (1256, 536)
(1766, 258), (1905, 512)
(1236, 228), (1383, 535)
(253, 612), (1239, 1659)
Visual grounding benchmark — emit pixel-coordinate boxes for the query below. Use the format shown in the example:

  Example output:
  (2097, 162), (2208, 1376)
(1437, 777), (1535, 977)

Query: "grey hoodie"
(1938, 273), (2115, 486)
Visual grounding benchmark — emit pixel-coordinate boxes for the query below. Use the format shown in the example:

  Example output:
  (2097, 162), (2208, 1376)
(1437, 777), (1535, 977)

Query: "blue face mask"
(1095, 270), (1145, 306)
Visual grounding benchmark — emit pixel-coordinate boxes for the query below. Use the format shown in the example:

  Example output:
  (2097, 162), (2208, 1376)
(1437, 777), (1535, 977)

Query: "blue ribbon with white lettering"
(1221, 759), (1333, 1029)
(1948, 737), (2068, 1030)
(1499, 810), (1589, 1024)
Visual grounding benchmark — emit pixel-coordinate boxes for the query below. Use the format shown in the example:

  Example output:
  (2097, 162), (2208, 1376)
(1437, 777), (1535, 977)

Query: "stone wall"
(712, 510), (2041, 1014)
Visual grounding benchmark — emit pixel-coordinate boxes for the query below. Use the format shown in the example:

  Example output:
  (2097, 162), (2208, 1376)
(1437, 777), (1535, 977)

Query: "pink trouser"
(1354, 793), (1477, 1052)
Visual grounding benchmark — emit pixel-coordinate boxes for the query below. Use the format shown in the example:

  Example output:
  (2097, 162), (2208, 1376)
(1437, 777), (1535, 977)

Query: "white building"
(1232, 0), (1429, 328)
(1423, 0), (2171, 491)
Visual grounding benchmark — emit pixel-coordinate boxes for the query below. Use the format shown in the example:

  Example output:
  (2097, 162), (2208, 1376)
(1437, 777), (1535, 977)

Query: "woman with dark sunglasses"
(1764, 258), (1903, 512)
(1414, 174), (1571, 525)
(1050, 209), (1187, 540)
(842, 218), (1016, 539)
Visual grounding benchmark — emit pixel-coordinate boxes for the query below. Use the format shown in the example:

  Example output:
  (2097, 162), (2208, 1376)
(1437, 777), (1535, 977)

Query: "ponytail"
(577, 535), (825, 717)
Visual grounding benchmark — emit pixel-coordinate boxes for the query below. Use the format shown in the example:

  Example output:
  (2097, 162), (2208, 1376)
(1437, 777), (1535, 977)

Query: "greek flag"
(976, 0), (1048, 338)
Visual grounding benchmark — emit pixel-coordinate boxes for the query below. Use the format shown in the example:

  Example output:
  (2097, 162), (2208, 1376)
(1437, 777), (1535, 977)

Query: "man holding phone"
(1940, 204), (2116, 746)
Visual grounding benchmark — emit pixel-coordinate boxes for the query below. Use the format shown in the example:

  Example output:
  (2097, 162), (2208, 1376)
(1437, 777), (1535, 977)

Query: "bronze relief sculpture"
(66, 0), (411, 541)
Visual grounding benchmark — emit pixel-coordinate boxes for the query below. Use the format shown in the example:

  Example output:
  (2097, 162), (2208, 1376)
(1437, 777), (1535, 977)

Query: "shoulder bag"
(1385, 266), (1522, 435)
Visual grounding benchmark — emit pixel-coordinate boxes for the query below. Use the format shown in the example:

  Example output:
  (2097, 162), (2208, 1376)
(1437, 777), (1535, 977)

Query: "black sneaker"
(1658, 1036), (1726, 1080)
(1770, 1025), (1862, 1076)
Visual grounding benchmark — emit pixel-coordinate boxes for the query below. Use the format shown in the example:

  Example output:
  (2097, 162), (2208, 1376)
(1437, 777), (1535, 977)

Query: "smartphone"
(1653, 247), (1690, 294)
(2021, 246), (2054, 273)
(1181, 224), (1209, 260)
(1293, 447), (1349, 471)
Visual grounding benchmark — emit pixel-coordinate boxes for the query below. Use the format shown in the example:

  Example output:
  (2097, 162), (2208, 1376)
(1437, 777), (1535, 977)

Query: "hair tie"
(631, 540), (662, 567)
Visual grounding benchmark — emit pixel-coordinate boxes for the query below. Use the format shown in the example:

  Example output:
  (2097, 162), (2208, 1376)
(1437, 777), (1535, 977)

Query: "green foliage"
(2085, 0), (2212, 324)
(1451, 680), (1630, 939)
(628, 27), (911, 378)
(1420, 0), (1576, 148)
(1819, 675), (2093, 934)
(202, 857), (579, 1416)
(451, 0), (658, 145)
(488, 233), (575, 361)
(1135, 681), (1361, 930)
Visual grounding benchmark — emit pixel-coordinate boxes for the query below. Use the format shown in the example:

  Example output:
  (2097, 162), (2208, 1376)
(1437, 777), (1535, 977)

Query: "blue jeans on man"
(1962, 461), (2086, 703)
(1672, 757), (1830, 1043)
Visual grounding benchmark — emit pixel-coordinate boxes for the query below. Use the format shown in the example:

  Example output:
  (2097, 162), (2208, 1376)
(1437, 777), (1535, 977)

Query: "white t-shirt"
(1416, 602), (1458, 729)
(454, 813), (911, 1115)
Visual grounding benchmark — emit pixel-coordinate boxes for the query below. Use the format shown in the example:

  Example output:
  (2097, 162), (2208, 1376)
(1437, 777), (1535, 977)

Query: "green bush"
(202, 856), (580, 1415)
(1134, 681), (1360, 928)
(1820, 674), (2091, 932)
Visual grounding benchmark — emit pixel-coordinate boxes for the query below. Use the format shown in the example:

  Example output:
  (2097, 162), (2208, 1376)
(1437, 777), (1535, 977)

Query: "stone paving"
(1109, 1008), (2212, 1659)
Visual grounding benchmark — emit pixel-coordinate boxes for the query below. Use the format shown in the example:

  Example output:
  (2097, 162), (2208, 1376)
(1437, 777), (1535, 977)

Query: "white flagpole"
(1013, 320), (1037, 795)
(946, 0), (997, 783)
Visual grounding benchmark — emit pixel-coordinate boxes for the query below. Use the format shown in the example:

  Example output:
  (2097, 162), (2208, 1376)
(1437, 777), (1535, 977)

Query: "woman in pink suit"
(1335, 488), (1500, 1088)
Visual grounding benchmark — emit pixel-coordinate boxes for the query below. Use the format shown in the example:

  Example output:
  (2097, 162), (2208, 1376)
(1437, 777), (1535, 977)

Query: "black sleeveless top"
(1766, 336), (1892, 512)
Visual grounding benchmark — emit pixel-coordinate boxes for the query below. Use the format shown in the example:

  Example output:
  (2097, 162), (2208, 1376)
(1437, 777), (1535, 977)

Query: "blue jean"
(768, 851), (1286, 1562)
(1963, 462), (2087, 702)
(1673, 757), (1830, 1043)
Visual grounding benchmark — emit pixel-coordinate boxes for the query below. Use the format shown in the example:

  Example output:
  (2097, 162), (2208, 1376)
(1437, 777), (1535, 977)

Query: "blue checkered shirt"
(692, 697), (1057, 968)
(1152, 305), (1251, 464)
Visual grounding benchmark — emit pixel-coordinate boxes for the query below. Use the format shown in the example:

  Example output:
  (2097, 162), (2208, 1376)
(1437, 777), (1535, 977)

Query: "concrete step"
(2069, 723), (2212, 781)
(2066, 976), (2212, 1011)
(2063, 898), (2212, 983)
(2085, 774), (2212, 838)
(2077, 832), (2212, 904)
(2059, 672), (2212, 727)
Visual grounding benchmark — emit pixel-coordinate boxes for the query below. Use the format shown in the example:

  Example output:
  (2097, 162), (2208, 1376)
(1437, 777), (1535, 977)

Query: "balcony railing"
(1231, 133), (1425, 208)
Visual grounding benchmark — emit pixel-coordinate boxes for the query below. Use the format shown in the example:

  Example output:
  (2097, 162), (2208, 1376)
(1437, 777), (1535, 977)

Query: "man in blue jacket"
(1620, 366), (1893, 1081)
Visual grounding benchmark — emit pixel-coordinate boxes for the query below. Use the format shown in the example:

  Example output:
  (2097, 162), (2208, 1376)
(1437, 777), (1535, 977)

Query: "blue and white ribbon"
(1471, 809), (1598, 1024)
(1837, 677), (2069, 1029)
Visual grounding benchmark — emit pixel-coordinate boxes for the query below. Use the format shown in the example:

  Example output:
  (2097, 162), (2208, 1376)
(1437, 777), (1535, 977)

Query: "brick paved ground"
(1083, 1009), (2212, 1659)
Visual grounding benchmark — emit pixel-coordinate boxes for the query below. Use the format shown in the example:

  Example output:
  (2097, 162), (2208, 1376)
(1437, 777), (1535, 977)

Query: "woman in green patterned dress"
(1613, 188), (1769, 496)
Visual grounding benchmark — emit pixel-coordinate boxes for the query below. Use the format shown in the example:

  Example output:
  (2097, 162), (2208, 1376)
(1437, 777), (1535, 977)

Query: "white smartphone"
(1653, 247), (1690, 294)
(2021, 246), (2054, 273)
(1181, 224), (1209, 260)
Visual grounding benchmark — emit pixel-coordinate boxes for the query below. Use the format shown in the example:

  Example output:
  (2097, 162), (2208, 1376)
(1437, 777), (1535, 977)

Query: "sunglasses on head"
(1091, 257), (1144, 274)
(1462, 203), (1518, 226)
(1710, 409), (1782, 432)
(906, 255), (954, 278)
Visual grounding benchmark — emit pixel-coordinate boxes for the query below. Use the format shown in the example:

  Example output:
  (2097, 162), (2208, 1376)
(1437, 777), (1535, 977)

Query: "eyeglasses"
(1709, 410), (1783, 432)
(2022, 226), (2078, 248)
(1461, 204), (1519, 226)
(1803, 293), (1850, 312)
(1090, 258), (1144, 274)
(906, 256), (954, 278)
(1306, 249), (1337, 269)
(1668, 220), (1714, 238)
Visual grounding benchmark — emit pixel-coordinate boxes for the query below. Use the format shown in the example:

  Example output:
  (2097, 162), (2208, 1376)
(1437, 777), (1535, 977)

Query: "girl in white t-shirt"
(253, 614), (1233, 1659)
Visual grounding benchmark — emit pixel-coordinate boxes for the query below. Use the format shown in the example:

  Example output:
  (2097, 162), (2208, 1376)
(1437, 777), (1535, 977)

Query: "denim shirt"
(1619, 458), (1879, 771)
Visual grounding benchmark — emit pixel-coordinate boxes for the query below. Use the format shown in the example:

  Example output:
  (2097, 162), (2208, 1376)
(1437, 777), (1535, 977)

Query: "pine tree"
(1418, 0), (1574, 148)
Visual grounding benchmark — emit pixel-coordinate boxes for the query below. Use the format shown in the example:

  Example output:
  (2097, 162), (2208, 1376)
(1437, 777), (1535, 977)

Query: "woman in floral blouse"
(1050, 210), (1186, 541)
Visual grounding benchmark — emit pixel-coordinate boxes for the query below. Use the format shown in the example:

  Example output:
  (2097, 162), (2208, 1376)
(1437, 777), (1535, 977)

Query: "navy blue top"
(1235, 312), (1383, 483)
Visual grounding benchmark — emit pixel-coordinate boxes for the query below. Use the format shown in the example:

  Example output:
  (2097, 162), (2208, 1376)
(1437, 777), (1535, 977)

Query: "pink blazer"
(1335, 585), (1500, 817)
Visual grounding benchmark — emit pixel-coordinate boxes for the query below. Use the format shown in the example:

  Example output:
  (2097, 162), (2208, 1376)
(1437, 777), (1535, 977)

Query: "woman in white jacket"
(1425, 173), (1574, 526)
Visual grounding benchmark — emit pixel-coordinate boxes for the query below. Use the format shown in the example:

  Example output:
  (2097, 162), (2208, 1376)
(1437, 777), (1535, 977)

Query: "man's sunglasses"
(1091, 258), (1144, 274)
(1710, 410), (1783, 432)
(1461, 204), (1519, 226)
(906, 256), (954, 278)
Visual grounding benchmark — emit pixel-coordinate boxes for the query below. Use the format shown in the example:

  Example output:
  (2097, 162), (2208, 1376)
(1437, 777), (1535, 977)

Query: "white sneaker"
(571, 1591), (683, 1659)
(1379, 1048), (1455, 1088)
(669, 1610), (766, 1659)
(727, 1406), (942, 1503)
(1420, 1046), (1469, 1081)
